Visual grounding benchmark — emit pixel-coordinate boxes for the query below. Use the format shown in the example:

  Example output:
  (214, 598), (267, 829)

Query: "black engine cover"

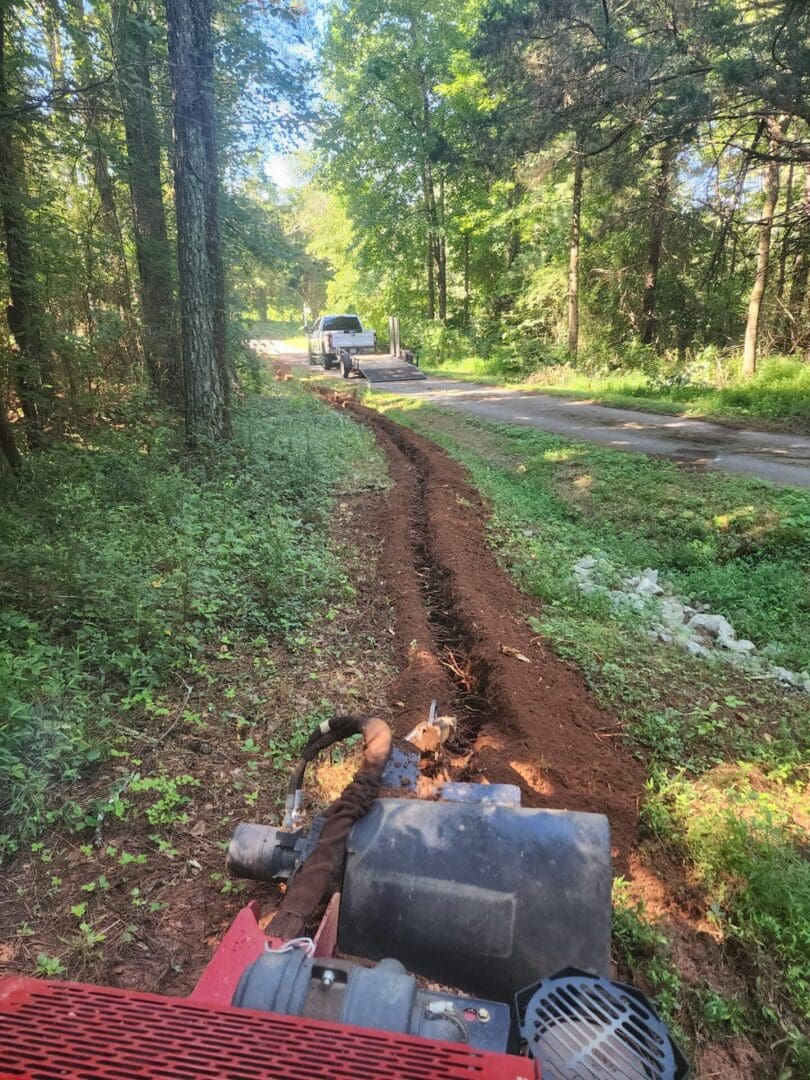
(338, 799), (611, 1000)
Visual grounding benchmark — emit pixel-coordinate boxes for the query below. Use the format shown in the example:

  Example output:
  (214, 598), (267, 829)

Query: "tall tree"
(568, 140), (583, 356)
(641, 141), (677, 345)
(113, 0), (179, 399)
(166, 0), (229, 443)
(63, 0), (133, 323)
(322, 0), (467, 325)
(742, 150), (781, 377)
(785, 163), (810, 354)
(0, 1), (51, 442)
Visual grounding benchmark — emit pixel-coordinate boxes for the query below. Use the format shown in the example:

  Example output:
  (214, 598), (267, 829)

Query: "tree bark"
(742, 152), (781, 377)
(426, 232), (435, 320)
(413, 32), (446, 324)
(113, 0), (179, 400)
(785, 163), (810, 352)
(775, 161), (794, 302)
(462, 232), (470, 326)
(435, 173), (447, 323)
(641, 141), (676, 345)
(0, 6), (51, 441)
(436, 236), (447, 323)
(568, 145), (583, 357)
(0, 400), (21, 470)
(65, 0), (134, 323)
(166, 0), (229, 443)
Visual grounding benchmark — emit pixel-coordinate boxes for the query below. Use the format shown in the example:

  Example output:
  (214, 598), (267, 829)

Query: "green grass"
(374, 398), (810, 673)
(418, 352), (810, 433)
(249, 318), (308, 351)
(0, 382), (385, 853)
(369, 393), (810, 1068)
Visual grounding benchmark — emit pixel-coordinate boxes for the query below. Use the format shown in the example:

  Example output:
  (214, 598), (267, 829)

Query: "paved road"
(267, 341), (810, 489)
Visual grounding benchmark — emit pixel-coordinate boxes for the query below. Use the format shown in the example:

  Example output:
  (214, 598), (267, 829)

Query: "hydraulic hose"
(270, 714), (392, 940)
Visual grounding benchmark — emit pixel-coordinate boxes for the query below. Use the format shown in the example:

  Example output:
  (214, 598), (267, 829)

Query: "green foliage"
(129, 774), (201, 827)
(646, 769), (810, 1017)
(379, 402), (810, 670)
(305, 0), (810, 397)
(34, 953), (66, 977)
(416, 347), (810, 430)
(0, 384), (384, 847)
(612, 879), (684, 1029)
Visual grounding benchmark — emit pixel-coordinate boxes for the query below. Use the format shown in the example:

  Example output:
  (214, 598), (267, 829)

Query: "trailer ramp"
(357, 356), (428, 384)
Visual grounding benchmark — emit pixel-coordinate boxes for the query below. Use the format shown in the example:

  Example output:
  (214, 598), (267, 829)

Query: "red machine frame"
(0, 901), (540, 1080)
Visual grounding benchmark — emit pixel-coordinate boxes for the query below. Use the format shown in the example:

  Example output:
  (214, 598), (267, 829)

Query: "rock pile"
(572, 555), (809, 693)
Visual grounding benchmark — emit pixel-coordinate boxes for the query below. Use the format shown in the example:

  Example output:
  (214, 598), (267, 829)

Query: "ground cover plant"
(0, 382), (386, 855)
(0, 378), (395, 993)
(370, 393), (810, 1073)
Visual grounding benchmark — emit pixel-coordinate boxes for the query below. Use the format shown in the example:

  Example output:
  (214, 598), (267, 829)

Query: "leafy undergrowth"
(0, 382), (395, 990)
(418, 352), (810, 433)
(371, 395), (810, 1075)
(0, 383), (387, 853)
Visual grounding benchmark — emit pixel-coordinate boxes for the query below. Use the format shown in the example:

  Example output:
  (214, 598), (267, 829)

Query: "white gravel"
(572, 554), (809, 693)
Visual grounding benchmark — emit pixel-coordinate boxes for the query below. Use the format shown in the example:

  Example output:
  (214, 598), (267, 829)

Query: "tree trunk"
(462, 232), (470, 326)
(776, 162), (794, 302)
(568, 145), (583, 357)
(65, 0), (133, 322)
(641, 141), (676, 345)
(166, 0), (229, 443)
(0, 6), (51, 441)
(435, 173), (447, 323)
(436, 235), (447, 323)
(421, 160), (442, 321)
(785, 163), (810, 352)
(113, 0), (179, 400)
(742, 153), (781, 377)
(426, 232), (435, 320)
(0, 401), (21, 470)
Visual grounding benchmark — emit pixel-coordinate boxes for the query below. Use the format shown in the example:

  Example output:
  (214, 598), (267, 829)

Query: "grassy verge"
(417, 353), (810, 434)
(370, 393), (810, 1072)
(0, 378), (396, 989)
(249, 318), (308, 351)
(0, 382), (386, 855)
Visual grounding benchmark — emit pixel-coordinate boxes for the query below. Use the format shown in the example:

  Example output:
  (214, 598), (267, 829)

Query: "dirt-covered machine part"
(339, 798), (611, 999)
(0, 711), (688, 1079)
(221, 711), (687, 1078)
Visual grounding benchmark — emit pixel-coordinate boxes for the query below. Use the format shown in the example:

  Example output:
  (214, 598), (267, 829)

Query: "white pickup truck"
(306, 314), (376, 370)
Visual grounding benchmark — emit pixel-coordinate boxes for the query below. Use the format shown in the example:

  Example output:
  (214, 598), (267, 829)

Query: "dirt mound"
(325, 392), (644, 868)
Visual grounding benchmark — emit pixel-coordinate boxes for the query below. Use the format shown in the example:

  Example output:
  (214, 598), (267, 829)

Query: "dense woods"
(0, 0), (314, 469)
(304, 0), (810, 396)
(2, 0), (809, 470)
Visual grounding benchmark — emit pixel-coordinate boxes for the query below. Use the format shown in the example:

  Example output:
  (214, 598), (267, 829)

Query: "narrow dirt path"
(326, 391), (644, 870)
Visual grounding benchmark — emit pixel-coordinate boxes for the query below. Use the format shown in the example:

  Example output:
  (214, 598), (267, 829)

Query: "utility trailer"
(338, 316), (428, 385)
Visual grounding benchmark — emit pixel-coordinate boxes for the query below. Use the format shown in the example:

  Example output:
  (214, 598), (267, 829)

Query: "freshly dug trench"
(323, 391), (644, 870)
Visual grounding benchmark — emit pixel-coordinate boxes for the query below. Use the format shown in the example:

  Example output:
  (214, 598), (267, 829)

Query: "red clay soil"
(323, 391), (644, 870)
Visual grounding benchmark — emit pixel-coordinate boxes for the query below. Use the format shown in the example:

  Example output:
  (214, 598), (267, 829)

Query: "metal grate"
(0, 976), (534, 1080)
(519, 970), (688, 1080)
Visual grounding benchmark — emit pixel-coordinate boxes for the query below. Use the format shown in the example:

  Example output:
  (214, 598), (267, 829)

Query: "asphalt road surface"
(267, 341), (810, 489)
